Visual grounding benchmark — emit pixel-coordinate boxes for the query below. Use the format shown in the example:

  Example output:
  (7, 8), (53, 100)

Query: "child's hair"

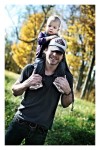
(46, 15), (61, 28)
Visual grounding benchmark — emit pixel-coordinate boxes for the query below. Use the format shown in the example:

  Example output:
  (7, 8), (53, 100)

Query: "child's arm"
(38, 32), (58, 45)
(45, 35), (58, 42)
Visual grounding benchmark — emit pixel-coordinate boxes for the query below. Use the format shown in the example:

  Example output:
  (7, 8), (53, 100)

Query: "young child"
(36, 15), (61, 58)
(30, 15), (71, 93)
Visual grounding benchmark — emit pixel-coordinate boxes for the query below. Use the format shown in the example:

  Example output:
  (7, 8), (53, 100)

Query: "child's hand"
(49, 35), (58, 39)
(25, 74), (42, 88)
(46, 35), (58, 41)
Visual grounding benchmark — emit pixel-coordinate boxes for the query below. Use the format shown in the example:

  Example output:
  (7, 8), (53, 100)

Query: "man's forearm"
(61, 93), (73, 108)
(12, 74), (42, 96)
(12, 81), (28, 96)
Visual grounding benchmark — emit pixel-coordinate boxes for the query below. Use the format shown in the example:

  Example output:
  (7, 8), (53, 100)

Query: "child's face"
(46, 20), (60, 35)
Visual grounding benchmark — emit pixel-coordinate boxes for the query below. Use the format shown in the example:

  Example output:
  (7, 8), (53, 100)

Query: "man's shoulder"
(19, 64), (34, 80)
(22, 64), (34, 75)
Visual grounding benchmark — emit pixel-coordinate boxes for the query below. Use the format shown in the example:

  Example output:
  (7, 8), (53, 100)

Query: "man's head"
(45, 37), (67, 66)
(46, 15), (61, 35)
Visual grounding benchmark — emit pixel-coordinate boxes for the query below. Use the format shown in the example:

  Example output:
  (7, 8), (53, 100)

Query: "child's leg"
(63, 57), (71, 73)
(30, 58), (43, 90)
(36, 45), (44, 58)
(33, 58), (43, 73)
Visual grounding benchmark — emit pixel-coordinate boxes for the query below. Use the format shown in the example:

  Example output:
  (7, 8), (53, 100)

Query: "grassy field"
(5, 70), (95, 145)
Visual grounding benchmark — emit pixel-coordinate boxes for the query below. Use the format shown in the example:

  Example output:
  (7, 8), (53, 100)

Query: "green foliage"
(5, 70), (21, 128)
(5, 38), (21, 73)
(5, 70), (95, 145)
(45, 99), (95, 145)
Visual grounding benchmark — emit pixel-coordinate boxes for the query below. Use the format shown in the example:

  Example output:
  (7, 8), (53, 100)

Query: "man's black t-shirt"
(14, 61), (74, 129)
(15, 64), (61, 129)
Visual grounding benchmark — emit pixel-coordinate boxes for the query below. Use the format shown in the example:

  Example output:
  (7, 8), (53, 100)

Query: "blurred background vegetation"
(5, 4), (95, 145)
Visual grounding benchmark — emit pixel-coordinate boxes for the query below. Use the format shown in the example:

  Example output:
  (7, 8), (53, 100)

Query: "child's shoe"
(53, 81), (64, 94)
(29, 83), (43, 90)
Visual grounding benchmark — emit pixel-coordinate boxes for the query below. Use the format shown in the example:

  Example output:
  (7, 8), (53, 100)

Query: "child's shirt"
(36, 31), (58, 58)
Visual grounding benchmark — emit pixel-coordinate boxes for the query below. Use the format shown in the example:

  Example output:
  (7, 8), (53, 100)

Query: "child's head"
(46, 15), (61, 35)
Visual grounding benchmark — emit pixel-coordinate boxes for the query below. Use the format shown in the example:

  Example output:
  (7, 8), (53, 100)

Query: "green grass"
(45, 100), (95, 145)
(5, 70), (95, 145)
(5, 70), (20, 128)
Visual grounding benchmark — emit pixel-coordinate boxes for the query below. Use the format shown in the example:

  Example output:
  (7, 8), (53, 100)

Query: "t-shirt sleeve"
(18, 64), (34, 83)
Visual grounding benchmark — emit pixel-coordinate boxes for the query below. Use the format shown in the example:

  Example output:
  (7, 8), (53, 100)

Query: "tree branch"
(16, 5), (55, 43)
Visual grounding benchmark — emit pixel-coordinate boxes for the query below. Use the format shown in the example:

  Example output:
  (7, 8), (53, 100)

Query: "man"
(5, 37), (74, 145)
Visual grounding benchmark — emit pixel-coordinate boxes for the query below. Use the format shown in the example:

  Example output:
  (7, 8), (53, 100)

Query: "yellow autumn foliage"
(64, 5), (95, 79)
(66, 54), (81, 69)
(11, 13), (44, 68)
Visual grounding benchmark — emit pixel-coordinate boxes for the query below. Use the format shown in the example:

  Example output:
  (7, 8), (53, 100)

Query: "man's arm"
(61, 92), (73, 108)
(53, 77), (73, 108)
(12, 79), (28, 96)
(12, 74), (42, 96)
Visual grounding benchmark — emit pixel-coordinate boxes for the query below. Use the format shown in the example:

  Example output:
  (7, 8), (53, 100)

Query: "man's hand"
(25, 74), (42, 88)
(12, 74), (42, 96)
(54, 77), (73, 108)
(53, 77), (71, 95)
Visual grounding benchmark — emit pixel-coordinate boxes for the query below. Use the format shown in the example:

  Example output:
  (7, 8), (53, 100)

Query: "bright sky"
(4, 0), (96, 29)
(4, 5), (69, 41)
(5, 5), (28, 28)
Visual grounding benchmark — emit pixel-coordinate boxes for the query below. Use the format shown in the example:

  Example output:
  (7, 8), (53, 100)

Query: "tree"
(64, 5), (95, 100)
(5, 36), (21, 73)
(11, 12), (45, 68)
(80, 51), (95, 99)
(80, 5), (95, 99)
(11, 5), (54, 69)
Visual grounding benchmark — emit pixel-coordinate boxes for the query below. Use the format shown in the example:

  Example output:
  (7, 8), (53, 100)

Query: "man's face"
(45, 46), (64, 66)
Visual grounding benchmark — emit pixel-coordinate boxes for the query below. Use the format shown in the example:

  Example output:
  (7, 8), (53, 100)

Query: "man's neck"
(45, 62), (58, 76)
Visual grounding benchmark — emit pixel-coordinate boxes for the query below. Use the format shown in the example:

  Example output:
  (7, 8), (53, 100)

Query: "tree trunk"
(80, 54), (95, 99)
(88, 69), (95, 93)
(76, 60), (85, 91)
